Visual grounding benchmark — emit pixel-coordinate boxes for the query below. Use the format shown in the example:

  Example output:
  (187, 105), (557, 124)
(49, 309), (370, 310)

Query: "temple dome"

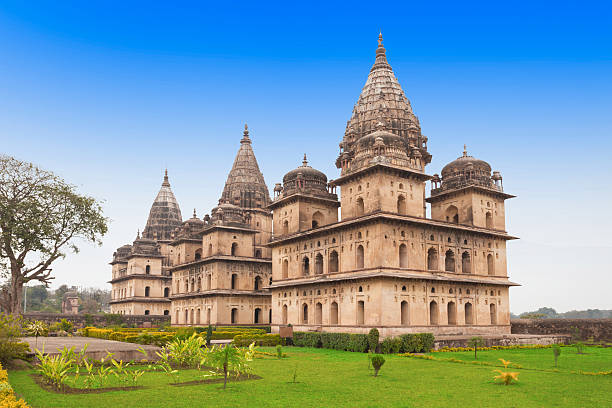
(441, 148), (492, 179)
(281, 154), (329, 197)
(142, 170), (183, 241)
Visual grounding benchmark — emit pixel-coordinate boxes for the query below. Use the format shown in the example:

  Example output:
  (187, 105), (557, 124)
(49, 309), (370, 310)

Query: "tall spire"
(302, 153), (308, 167)
(219, 126), (271, 209)
(338, 34), (431, 169)
(142, 169), (183, 241)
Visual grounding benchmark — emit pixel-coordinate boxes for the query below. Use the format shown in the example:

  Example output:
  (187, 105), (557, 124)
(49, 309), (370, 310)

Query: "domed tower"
(332, 35), (431, 220)
(269, 154), (339, 236)
(427, 146), (515, 230)
(142, 170), (183, 242)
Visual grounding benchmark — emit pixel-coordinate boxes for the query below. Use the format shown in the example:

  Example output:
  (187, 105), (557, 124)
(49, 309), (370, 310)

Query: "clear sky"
(1, 1), (610, 314)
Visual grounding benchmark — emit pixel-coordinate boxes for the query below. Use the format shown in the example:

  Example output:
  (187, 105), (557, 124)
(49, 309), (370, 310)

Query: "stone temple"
(110, 34), (517, 336)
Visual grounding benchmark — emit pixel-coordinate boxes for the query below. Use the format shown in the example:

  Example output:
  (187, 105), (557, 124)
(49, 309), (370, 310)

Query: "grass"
(8, 346), (612, 408)
(429, 346), (612, 373)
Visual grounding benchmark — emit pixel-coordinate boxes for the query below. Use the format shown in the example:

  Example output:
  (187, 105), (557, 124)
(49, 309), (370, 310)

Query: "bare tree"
(0, 155), (107, 314)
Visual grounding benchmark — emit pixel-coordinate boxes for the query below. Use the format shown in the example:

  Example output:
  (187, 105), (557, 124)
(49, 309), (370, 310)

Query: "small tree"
(27, 320), (48, 348)
(205, 325), (213, 346)
(552, 343), (561, 367)
(209, 344), (254, 389)
(468, 336), (485, 360)
(367, 328), (379, 353)
(371, 355), (385, 377)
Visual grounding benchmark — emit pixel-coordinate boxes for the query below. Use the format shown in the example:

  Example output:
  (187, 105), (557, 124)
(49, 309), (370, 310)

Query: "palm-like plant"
(493, 370), (519, 385)
(499, 358), (512, 368)
(467, 336), (485, 360)
(35, 348), (74, 390)
(208, 343), (255, 389)
(27, 321), (48, 348)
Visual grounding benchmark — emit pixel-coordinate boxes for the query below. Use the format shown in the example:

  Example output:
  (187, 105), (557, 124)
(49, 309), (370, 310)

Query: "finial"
(193, 208), (197, 218)
(378, 31), (383, 46)
(162, 169), (170, 186)
(463, 144), (467, 157)
(241, 123), (251, 143)
(302, 153), (308, 167)
(136, 229), (140, 239)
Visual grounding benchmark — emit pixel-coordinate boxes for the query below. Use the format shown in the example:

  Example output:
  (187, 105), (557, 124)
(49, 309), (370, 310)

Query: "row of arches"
(175, 307), (270, 325)
(445, 205), (495, 229)
(428, 300), (497, 325)
(427, 248), (495, 275)
(176, 274), (265, 294)
(281, 246), (362, 279)
(355, 195), (410, 217)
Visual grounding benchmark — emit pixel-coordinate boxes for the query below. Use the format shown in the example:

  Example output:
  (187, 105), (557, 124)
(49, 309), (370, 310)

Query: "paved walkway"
(21, 336), (161, 361)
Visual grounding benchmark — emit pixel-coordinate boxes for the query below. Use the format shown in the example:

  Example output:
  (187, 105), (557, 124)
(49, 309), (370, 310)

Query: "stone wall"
(434, 334), (569, 349)
(22, 313), (170, 329)
(511, 319), (612, 342)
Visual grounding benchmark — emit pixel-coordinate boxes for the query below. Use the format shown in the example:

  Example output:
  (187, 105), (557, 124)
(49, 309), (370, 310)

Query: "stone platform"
(433, 333), (570, 349)
(21, 336), (161, 362)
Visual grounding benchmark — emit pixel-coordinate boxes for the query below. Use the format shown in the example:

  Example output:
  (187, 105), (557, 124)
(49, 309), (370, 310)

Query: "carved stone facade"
(268, 34), (517, 337)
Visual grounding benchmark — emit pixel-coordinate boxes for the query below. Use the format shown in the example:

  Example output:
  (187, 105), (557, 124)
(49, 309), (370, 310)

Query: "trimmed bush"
(233, 333), (281, 347)
(367, 328), (379, 353)
(321, 333), (351, 350)
(398, 333), (435, 353)
(380, 337), (402, 354)
(348, 334), (369, 353)
(293, 332), (322, 348)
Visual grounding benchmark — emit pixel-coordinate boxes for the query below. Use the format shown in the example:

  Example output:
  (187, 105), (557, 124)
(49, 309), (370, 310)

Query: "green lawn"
(428, 345), (612, 373)
(8, 346), (612, 408)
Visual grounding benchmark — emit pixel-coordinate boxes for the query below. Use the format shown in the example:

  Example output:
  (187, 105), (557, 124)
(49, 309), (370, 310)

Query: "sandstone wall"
(510, 319), (612, 342)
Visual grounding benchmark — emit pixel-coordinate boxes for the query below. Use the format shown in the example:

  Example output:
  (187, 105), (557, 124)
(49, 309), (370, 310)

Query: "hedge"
(83, 326), (263, 345)
(293, 332), (322, 348)
(292, 331), (434, 354)
(233, 333), (281, 347)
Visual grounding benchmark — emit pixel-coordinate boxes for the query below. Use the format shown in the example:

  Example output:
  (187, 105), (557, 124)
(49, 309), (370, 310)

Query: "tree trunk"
(9, 268), (23, 315)
(223, 363), (228, 389)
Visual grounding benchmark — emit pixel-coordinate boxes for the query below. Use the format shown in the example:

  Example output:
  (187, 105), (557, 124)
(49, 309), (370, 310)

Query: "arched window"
(283, 220), (289, 235)
(356, 245), (364, 269)
(445, 250), (455, 272)
(465, 302), (474, 325)
(190, 309), (194, 325)
(490, 303), (497, 325)
(330, 301), (339, 325)
(255, 249), (262, 258)
(195, 249), (202, 260)
(282, 259), (289, 279)
(231, 242), (238, 256)
(487, 254), (495, 275)
(144, 310), (150, 315)
(254, 276), (262, 290)
(145, 265), (151, 274)
(315, 302), (322, 325)
(356, 300), (365, 325)
(163, 310), (169, 316)
(164, 287), (170, 297)
(175, 309), (180, 324)
(427, 248), (438, 270)
(399, 243), (408, 268)
(254, 308), (262, 324)
(208, 243), (213, 256)
(315, 253), (323, 274)
(447, 301), (457, 325)
(207, 274), (212, 289)
(401, 300), (409, 325)
(461, 251), (471, 274)
(329, 250), (339, 273)
(231, 308), (238, 324)
(302, 257), (310, 275)
(356, 197), (364, 216)
(282, 304), (288, 325)
(184, 309), (189, 325)
(197, 277), (202, 291)
(486, 211), (493, 229)
(312, 211), (324, 229)
(446, 205), (459, 223)
(231, 273), (238, 290)
(429, 301), (439, 325)
(397, 195), (406, 215)
(196, 308), (201, 325)
(302, 303), (309, 324)
(206, 308), (211, 324)
(144, 286), (150, 297)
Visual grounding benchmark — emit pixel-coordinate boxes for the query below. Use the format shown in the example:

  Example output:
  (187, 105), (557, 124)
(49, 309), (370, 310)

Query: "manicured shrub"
(293, 332), (322, 348)
(367, 328), (379, 353)
(371, 355), (385, 377)
(233, 333), (281, 347)
(398, 333), (435, 353)
(348, 334), (369, 353)
(380, 337), (402, 354)
(321, 333), (350, 350)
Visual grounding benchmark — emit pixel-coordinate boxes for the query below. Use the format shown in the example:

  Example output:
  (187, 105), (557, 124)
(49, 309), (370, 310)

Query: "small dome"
(356, 129), (406, 149)
(441, 147), (491, 179)
(184, 209), (205, 226)
(283, 154), (327, 185)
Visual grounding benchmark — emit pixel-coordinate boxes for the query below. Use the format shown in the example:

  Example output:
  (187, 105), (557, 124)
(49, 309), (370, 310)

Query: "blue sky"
(1, 1), (610, 313)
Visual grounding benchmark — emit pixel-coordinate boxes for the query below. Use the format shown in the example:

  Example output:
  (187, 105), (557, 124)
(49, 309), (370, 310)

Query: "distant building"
(61, 290), (79, 314)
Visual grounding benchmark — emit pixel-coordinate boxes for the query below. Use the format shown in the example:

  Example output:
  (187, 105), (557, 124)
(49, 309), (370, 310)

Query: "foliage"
(205, 325), (213, 346)
(0, 155), (108, 314)
(163, 333), (207, 368)
(50, 319), (73, 333)
(293, 332), (321, 348)
(493, 370), (519, 385)
(552, 344), (561, 367)
(398, 333), (435, 353)
(380, 337), (402, 354)
(103, 314), (124, 326)
(0, 314), (29, 367)
(574, 342), (585, 354)
(367, 328), (379, 353)
(0, 362), (30, 407)
(371, 355), (385, 377)
(276, 345), (283, 359)
(468, 336), (485, 359)
(499, 358), (512, 368)
(35, 348), (73, 390)
(208, 343), (255, 389)
(348, 334), (369, 353)
(26, 321), (48, 347)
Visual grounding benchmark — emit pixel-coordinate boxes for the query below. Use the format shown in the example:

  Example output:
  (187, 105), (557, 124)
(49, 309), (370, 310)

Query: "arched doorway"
(429, 301), (439, 325)
(330, 301), (338, 325)
(315, 253), (323, 274)
(427, 248), (438, 270)
(329, 250), (339, 272)
(487, 254), (495, 275)
(445, 250), (455, 272)
(399, 244), (408, 268)
(356, 198), (364, 216)
(231, 308), (238, 324)
(315, 302), (322, 324)
(447, 301), (457, 325)
(401, 300), (409, 325)
(490, 303), (497, 325)
(282, 304), (288, 325)
(254, 308), (261, 324)
(397, 195), (406, 214)
(302, 303), (309, 324)
(356, 245), (364, 269)
(465, 302), (474, 325)
(461, 251), (471, 274)
(356, 300), (365, 325)
(283, 259), (289, 279)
